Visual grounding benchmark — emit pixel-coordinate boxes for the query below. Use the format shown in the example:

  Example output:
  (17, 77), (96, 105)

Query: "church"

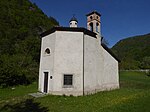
(39, 11), (120, 96)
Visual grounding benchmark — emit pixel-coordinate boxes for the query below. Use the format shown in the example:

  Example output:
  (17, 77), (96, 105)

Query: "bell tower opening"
(86, 11), (101, 35)
(89, 22), (93, 32)
(96, 22), (100, 33)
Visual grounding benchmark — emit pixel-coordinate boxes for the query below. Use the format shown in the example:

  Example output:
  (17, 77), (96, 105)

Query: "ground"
(0, 71), (150, 112)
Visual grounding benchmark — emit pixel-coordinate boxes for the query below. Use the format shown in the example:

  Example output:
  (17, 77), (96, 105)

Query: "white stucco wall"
(39, 31), (84, 96)
(84, 35), (104, 94)
(102, 47), (119, 90)
(84, 34), (119, 94)
(39, 32), (56, 93)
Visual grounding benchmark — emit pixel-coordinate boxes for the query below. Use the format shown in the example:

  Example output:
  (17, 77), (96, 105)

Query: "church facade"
(39, 11), (120, 96)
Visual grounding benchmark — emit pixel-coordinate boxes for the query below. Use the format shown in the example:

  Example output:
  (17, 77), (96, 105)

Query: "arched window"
(96, 22), (99, 33)
(45, 48), (50, 54)
(89, 22), (93, 32)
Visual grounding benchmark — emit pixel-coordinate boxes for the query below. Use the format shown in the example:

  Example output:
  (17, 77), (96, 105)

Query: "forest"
(112, 33), (150, 70)
(0, 0), (59, 87)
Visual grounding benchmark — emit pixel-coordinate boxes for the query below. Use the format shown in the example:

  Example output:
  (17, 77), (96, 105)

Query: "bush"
(0, 54), (38, 88)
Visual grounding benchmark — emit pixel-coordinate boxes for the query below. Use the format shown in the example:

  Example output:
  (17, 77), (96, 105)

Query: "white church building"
(39, 11), (120, 96)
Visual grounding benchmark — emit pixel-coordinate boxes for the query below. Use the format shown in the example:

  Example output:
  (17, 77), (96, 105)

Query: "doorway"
(44, 72), (48, 93)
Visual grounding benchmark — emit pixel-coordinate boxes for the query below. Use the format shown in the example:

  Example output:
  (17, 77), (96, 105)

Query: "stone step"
(29, 92), (46, 98)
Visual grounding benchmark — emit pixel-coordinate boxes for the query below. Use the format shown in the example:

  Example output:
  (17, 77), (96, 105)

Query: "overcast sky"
(30, 0), (150, 47)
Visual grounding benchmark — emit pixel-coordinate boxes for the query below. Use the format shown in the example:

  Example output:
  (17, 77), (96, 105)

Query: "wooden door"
(44, 72), (48, 93)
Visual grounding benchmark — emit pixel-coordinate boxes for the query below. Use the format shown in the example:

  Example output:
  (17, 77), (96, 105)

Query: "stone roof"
(69, 16), (78, 23)
(101, 43), (121, 62)
(40, 27), (97, 38)
(86, 10), (101, 16)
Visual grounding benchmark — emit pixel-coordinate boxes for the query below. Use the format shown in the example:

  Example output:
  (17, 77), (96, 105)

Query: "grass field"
(0, 71), (150, 112)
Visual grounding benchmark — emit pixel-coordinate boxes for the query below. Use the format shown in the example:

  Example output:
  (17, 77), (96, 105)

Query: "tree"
(0, 54), (38, 87)
(140, 57), (150, 69)
(49, 16), (59, 26)
(0, 0), (59, 87)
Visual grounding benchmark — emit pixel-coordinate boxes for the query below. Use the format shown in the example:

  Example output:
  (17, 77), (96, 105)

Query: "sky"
(30, 0), (150, 47)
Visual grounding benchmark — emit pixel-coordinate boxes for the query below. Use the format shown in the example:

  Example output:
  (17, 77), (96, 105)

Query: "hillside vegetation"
(0, 0), (59, 87)
(112, 33), (150, 70)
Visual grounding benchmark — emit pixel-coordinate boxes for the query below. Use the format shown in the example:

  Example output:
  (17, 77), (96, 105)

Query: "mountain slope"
(112, 33), (150, 70)
(0, 0), (59, 87)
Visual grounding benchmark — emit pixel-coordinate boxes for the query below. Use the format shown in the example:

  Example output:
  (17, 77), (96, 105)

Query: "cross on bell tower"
(86, 11), (101, 36)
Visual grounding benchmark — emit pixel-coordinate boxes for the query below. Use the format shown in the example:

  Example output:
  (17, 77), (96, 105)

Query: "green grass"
(1, 71), (150, 112)
(0, 82), (37, 100)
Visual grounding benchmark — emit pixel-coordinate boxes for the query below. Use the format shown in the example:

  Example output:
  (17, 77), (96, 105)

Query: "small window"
(45, 48), (50, 54)
(97, 16), (99, 19)
(50, 76), (52, 79)
(63, 74), (73, 87)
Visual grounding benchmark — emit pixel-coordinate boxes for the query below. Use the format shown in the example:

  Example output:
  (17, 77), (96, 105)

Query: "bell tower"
(86, 11), (101, 36)
(69, 16), (78, 27)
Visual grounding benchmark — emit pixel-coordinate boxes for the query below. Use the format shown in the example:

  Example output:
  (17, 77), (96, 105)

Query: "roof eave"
(86, 11), (101, 17)
(40, 27), (97, 38)
(101, 43), (121, 62)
